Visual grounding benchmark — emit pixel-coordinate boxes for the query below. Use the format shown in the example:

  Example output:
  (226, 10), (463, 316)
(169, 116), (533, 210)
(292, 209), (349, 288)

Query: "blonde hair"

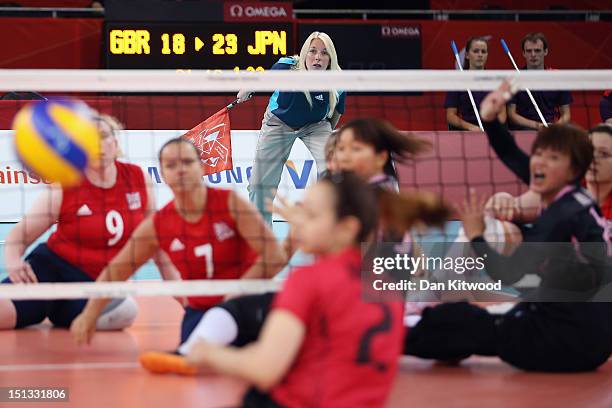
(325, 129), (340, 161)
(93, 113), (124, 158)
(94, 113), (123, 134)
(295, 32), (341, 117)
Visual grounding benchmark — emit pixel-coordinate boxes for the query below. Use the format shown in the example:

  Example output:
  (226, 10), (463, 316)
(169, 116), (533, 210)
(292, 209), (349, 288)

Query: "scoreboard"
(105, 22), (421, 71)
(106, 23), (294, 71)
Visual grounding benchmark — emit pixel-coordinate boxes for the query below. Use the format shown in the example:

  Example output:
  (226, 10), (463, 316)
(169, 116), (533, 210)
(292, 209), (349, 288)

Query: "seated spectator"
(445, 37), (506, 131)
(508, 32), (572, 130)
(587, 124), (612, 219)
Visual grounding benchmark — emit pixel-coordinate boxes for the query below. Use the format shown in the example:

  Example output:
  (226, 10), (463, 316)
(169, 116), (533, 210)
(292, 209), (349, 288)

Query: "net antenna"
(451, 41), (484, 131)
(501, 39), (548, 128)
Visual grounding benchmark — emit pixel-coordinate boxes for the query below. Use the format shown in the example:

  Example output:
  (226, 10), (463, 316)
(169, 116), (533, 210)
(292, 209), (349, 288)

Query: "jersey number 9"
(106, 210), (125, 247)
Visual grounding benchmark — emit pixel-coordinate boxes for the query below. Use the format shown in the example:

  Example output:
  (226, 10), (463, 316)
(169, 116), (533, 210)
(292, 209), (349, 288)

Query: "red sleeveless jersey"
(153, 188), (257, 310)
(47, 161), (148, 279)
(271, 248), (405, 408)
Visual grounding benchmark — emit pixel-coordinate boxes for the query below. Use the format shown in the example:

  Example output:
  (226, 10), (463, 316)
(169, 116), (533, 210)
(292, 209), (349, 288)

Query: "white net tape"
(0, 279), (282, 300)
(0, 69), (610, 92)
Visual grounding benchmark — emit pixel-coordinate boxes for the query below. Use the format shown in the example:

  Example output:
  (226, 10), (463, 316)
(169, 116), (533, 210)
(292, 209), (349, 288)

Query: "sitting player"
(404, 81), (612, 372)
(70, 138), (286, 346)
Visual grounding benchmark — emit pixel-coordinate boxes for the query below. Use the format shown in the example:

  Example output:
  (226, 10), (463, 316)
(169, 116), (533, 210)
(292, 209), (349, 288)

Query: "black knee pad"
(217, 292), (275, 347)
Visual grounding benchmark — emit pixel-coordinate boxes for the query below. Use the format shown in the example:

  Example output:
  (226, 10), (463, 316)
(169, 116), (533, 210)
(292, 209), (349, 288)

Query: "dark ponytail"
(338, 118), (431, 180)
(320, 171), (379, 243)
(321, 171), (450, 243)
(377, 189), (450, 237)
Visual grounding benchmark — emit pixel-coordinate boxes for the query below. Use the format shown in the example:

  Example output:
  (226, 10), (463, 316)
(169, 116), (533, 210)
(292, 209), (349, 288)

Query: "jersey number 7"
(194, 243), (215, 278)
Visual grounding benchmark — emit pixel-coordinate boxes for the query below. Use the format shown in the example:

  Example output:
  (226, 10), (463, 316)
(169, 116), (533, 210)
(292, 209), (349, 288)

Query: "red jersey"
(602, 192), (612, 241)
(47, 161), (148, 279)
(153, 188), (257, 310)
(271, 248), (405, 408)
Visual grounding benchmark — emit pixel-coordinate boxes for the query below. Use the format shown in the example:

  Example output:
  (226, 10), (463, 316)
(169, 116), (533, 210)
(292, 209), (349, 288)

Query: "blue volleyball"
(12, 99), (101, 187)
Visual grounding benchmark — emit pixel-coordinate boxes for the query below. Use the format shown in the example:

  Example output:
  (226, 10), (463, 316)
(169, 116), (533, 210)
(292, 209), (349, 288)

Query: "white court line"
(0, 362), (139, 372)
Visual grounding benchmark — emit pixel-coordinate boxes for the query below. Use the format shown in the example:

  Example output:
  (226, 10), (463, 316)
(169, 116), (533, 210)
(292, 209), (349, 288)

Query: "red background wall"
(0, 18), (102, 69)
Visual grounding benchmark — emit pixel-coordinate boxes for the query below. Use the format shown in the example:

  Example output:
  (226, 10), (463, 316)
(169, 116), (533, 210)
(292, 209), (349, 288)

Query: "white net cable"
(0, 69), (610, 92)
(0, 279), (281, 300)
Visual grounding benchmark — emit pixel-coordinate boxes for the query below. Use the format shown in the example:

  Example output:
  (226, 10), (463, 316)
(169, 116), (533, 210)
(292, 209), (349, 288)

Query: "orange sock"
(139, 352), (198, 376)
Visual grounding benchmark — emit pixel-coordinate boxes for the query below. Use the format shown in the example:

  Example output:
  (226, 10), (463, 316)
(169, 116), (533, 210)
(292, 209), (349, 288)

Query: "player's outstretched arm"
(460, 189), (536, 285)
(71, 216), (160, 345)
(557, 104), (571, 124)
(481, 81), (531, 184)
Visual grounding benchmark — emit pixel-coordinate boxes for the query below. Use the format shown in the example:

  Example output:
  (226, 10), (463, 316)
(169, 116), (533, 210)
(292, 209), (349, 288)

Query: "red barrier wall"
(0, 18), (102, 69)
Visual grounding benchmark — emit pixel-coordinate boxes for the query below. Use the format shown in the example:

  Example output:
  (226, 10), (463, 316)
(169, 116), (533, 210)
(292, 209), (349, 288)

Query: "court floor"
(0, 297), (610, 408)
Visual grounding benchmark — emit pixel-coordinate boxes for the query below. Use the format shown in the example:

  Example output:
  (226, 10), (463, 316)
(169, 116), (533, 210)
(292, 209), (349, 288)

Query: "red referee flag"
(181, 107), (233, 175)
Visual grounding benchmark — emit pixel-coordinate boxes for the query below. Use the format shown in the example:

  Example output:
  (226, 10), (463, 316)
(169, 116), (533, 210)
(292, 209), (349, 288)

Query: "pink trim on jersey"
(368, 174), (388, 184)
(589, 207), (612, 255)
(552, 185), (574, 202)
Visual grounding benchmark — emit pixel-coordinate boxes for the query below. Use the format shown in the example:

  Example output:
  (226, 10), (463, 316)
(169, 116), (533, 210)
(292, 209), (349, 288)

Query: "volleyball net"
(0, 69), (610, 302)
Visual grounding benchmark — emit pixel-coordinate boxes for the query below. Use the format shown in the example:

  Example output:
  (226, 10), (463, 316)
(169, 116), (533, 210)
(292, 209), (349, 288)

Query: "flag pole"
(227, 92), (253, 110)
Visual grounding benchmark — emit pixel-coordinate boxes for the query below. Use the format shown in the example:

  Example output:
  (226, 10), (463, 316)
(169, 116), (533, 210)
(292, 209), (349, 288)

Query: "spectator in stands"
(508, 33), (572, 130)
(445, 37), (506, 131)
(600, 91), (612, 124)
(586, 124), (612, 219)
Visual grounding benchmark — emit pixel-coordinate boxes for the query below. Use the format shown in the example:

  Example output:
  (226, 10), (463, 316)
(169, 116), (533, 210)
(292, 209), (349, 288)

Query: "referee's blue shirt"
(267, 57), (346, 129)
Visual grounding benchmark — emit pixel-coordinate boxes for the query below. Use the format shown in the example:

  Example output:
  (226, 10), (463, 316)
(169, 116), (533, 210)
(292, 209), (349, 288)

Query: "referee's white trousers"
(248, 109), (331, 225)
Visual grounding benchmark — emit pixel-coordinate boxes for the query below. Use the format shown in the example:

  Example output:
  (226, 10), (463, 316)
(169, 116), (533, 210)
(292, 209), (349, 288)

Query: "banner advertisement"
(0, 130), (318, 222)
